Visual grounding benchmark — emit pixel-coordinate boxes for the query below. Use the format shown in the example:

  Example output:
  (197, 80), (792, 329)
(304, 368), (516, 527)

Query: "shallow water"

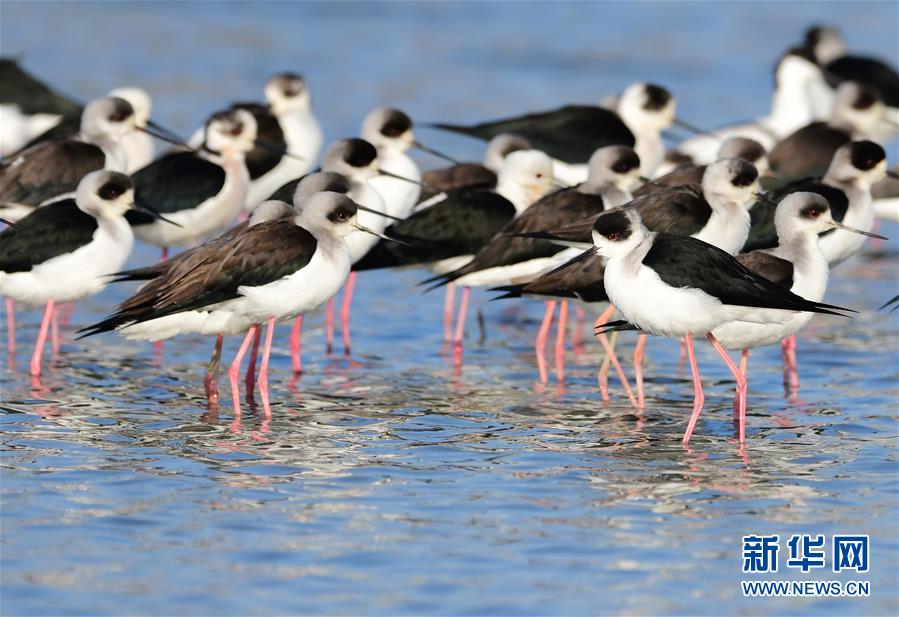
(2, 2), (899, 616)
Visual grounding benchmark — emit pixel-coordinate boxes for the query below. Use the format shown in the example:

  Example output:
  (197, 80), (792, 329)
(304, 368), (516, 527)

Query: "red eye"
(808, 208), (821, 218)
(607, 232), (620, 241)
(536, 173), (544, 179)
(229, 125), (243, 136)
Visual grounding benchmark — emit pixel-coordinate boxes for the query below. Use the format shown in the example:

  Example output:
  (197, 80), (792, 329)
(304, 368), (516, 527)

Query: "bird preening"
(2, 21), (897, 449)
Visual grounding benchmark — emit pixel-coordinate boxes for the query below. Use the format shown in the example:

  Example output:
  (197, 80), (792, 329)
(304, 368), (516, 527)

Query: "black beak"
(378, 168), (440, 192)
(673, 118), (712, 137)
(146, 119), (190, 145)
(886, 170), (899, 180)
(354, 203), (404, 222)
(132, 201), (184, 228)
(412, 140), (460, 165)
(0, 216), (19, 229)
(544, 245), (599, 277)
(753, 192), (779, 207)
(139, 124), (195, 151)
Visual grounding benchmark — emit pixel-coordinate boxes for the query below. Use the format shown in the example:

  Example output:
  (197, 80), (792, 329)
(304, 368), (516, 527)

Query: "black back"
(0, 139), (106, 206)
(434, 188), (607, 285)
(419, 163), (497, 201)
(494, 251), (609, 303)
(81, 220), (318, 336)
(736, 251), (794, 289)
(0, 199), (97, 272)
(644, 234), (842, 314)
(126, 152), (226, 224)
(769, 122), (850, 180)
(825, 56), (899, 107)
(432, 105), (635, 164)
(0, 59), (81, 116)
(633, 164), (706, 197)
(743, 179), (849, 251)
(353, 188), (516, 271)
(232, 102), (285, 180)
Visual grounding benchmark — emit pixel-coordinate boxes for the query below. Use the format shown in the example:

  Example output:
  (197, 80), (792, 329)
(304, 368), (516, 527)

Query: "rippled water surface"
(2, 2), (898, 615)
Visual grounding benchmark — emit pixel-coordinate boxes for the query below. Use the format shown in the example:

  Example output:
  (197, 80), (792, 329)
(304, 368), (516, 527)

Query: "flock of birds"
(1, 25), (897, 448)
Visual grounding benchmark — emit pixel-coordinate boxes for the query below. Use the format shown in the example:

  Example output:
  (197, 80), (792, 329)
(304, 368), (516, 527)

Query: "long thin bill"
(133, 203), (184, 228)
(355, 203), (403, 222)
(829, 220), (887, 240)
(379, 168), (435, 190)
(886, 170), (899, 180)
(146, 119), (189, 144)
(673, 117), (714, 137)
(352, 222), (411, 245)
(139, 125), (194, 150)
(412, 140), (460, 165)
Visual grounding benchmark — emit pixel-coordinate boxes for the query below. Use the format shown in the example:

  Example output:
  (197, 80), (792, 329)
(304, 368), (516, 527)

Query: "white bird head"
(825, 140), (888, 188)
(108, 87), (152, 127)
(717, 137), (769, 176)
(80, 96), (136, 143)
(497, 149), (555, 209)
(591, 207), (647, 259)
(264, 72), (312, 115)
(321, 138), (380, 182)
(483, 134), (531, 173)
(204, 108), (258, 155)
(830, 81), (884, 136)
(618, 83), (676, 133)
(586, 145), (642, 191)
(702, 157), (760, 208)
(76, 170), (135, 218)
(361, 107), (415, 153)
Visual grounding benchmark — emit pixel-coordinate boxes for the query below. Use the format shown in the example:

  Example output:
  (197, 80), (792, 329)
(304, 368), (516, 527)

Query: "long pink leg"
(682, 335), (705, 446)
(228, 326), (258, 418)
(325, 297), (335, 354)
(633, 334), (648, 409)
(573, 306), (585, 353)
(453, 287), (470, 366)
(50, 305), (60, 357)
(443, 282), (456, 343)
(340, 271), (357, 355)
(290, 316), (303, 374)
(595, 331), (638, 408)
(245, 326), (261, 392)
(258, 317), (276, 418)
(160, 247), (169, 261)
(535, 301), (557, 383)
(706, 333), (748, 446)
(6, 297), (15, 354)
(554, 301), (568, 382)
(735, 349), (749, 420)
(781, 335), (799, 391)
(594, 304), (618, 397)
(29, 300), (55, 376)
(204, 335), (224, 406)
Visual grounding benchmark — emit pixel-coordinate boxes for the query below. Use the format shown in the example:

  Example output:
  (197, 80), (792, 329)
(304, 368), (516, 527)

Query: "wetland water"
(2, 2), (898, 615)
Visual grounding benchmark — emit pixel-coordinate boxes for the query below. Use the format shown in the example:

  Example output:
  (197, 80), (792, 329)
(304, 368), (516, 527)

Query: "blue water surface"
(1, 2), (898, 615)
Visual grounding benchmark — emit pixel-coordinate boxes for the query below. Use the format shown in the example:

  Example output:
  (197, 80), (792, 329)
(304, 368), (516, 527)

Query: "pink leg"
(682, 335), (705, 446)
(453, 287), (470, 366)
(781, 335), (799, 391)
(595, 331), (638, 408)
(204, 335), (224, 406)
(228, 326), (259, 418)
(535, 301), (557, 384)
(245, 327), (261, 392)
(633, 334), (648, 409)
(290, 316), (303, 374)
(554, 301), (568, 382)
(325, 297), (335, 354)
(573, 305), (585, 353)
(340, 271), (357, 355)
(594, 304), (618, 397)
(258, 317), (276, 418)
(6, 297), (15, 354)
(161, 247), (169, 261)
(29, 300), (55, 376)
(443, 282), (456, 343)
(706, 333), (748, 447)
(50, 305), (60, 356)
(735, 349), (749, 420)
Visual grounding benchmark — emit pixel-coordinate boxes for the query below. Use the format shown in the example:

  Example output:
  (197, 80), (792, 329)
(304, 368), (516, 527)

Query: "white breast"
(0, 217), (134, 306)
(369, 149), (421, 220)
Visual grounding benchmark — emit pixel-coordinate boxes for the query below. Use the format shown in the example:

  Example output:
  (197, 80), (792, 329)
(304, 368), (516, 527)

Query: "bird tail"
(489, 284), (525, 301)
